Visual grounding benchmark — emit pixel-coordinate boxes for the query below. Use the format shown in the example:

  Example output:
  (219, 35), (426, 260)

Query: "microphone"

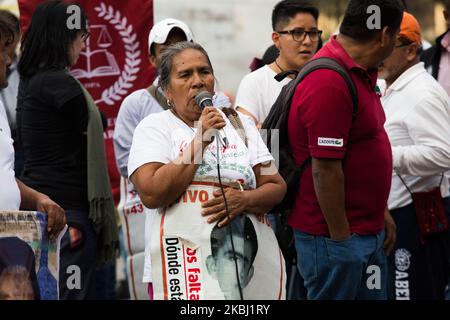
(194, 91), (229, 148)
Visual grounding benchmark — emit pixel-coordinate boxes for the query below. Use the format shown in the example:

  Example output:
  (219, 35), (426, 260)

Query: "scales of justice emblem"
(70, 3), (142, 106)
(71, 25), (120, 79)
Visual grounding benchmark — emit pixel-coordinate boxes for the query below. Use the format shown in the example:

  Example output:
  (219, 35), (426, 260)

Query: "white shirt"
(114, 80), (232, 283)
(128, 109), (273, 282)
(234, 65), (291, 123)
(0, 101), (21, 210)
(380, 62), (450, 210)
(0, 59), (19, 133)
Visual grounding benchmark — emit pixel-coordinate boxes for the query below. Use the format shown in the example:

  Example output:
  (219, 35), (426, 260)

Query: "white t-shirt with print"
(128, 109), (274, 282)
(0, 101), (20, 210)
(234, 65), (291, 123)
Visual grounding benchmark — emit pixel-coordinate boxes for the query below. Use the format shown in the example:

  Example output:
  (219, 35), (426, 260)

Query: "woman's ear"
(165, 86), (173, 104)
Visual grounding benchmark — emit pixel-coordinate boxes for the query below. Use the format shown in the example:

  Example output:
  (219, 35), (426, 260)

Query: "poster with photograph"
(150, 181), (286, 300)
(0, 211), (66, 300)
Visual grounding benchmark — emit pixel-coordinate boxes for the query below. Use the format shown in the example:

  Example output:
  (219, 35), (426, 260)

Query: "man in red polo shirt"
(287, 0), (403, 299)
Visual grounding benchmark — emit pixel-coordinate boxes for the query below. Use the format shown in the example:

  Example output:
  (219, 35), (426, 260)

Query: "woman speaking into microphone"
(128, 41), (286, 300)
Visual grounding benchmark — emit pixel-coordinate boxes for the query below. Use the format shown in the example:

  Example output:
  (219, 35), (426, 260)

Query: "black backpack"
(261, 57), (359, 214)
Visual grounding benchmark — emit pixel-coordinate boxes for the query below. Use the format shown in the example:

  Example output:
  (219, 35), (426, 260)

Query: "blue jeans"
(267, 213), (307, 300)
(294, 229), (387, 300)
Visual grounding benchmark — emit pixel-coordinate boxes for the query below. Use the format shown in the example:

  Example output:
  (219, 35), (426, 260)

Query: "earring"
(167, 99), (171, 107)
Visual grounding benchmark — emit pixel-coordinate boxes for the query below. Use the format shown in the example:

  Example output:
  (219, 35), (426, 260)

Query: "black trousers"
(59, 210), (97, 300)
(387, 197), (450, 300)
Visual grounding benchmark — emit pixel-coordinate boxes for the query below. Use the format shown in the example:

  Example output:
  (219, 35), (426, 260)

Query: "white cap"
(148, 18), (194, 53)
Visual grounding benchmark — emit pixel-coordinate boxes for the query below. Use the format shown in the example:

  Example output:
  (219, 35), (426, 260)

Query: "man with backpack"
(285, 0), (403, 299)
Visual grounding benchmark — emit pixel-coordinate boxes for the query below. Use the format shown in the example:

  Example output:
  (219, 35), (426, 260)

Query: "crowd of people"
(0, 0), (449, 300)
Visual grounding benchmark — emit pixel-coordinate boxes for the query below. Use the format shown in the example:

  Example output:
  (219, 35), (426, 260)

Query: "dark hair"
(444, 0), (450, 9)
(210, 215), (258, 268)
(18, 0), (88, 77)
(400, 0), (408, 10)
(0, 18), (15, 47)
(158, 41), (213, 92)
(262, 44), (280, 65)
(0, 10), (19, 35)
(272, 0), (319, 31)
(339, 0), (404, 42)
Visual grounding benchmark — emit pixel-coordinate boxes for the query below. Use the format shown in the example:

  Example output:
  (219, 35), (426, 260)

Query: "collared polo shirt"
(287, 36), (393, 236)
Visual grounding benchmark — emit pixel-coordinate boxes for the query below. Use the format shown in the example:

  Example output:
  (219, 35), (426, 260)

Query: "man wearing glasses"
(234, 0), (321, 128)
(287, 0), (404, 300)
(233, 0), (321, 300)
(379, 12), (450, 300)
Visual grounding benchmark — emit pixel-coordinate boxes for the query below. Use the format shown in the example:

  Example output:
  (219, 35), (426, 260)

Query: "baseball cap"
(148, 18), (194, 53)
(398, 12), (421, 45)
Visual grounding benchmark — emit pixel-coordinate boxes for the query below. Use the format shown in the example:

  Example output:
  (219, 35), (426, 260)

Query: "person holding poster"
(17, 1), (117, 299)
(128, 41), (287, 300)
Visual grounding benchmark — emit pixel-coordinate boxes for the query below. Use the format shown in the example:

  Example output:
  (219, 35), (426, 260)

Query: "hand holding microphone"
(195, 91), (229, 148)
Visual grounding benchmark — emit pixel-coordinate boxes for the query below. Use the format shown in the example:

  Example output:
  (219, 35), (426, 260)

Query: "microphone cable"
(215, 132), (244, 300)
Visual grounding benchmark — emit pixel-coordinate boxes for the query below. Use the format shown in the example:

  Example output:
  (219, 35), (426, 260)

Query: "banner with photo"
(0, 211), (66, 300)
(150, 180), (286, 300)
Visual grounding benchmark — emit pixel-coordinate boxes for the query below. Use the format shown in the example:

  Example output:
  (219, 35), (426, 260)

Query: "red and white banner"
(151, 181), (286, 300)
(18, 0), (155, 204)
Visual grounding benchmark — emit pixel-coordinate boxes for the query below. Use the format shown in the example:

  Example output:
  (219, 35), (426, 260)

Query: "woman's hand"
(201, 188), (249, 227)
(197, 107), (226, 146)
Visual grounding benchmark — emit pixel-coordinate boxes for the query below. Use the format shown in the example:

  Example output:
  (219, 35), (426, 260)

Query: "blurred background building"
(0, 0), (447, 97)
(155, 0), (448, 94)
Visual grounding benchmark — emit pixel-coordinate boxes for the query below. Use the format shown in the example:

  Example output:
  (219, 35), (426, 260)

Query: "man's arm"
(393, 96), (450, 175)
(16, 179), (66, 241)
(311, 158), (350, 240)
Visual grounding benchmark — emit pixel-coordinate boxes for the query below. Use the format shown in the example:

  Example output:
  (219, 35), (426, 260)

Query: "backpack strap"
(221, 107), (248, 147)
(288, 57), (359, 121)
(147, 85), (170, 110)
(277, 57), (359, 178)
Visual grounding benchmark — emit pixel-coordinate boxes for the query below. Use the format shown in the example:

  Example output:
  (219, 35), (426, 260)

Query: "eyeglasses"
(394, 42), (412, 48)
(81, 31), (91, 41)
(276, 28), (322, 42)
